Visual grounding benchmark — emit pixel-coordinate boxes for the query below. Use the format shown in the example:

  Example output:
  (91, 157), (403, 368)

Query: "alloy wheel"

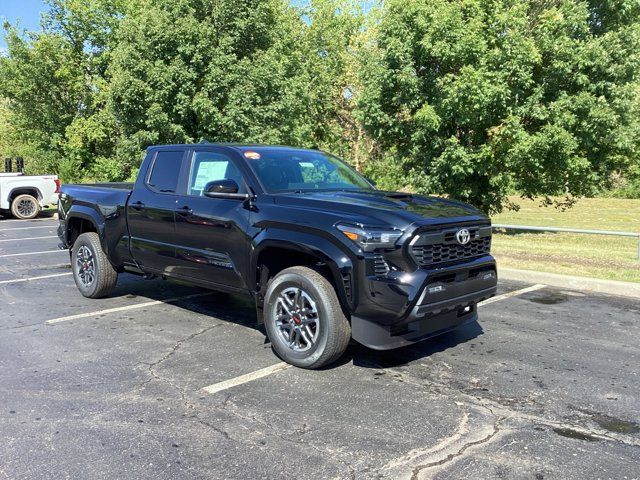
(16, 198), (36, 218)
(76, 245), (96, 287)
(275, 287), (320, 352)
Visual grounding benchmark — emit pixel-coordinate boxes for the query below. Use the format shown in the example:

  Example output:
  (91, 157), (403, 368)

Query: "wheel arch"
(251, 230), (356, 321)
(63, 206), (107, 254)
(9, 187), (43, 204)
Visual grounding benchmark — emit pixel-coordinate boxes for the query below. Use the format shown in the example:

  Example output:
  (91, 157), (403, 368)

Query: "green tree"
(0, 0), (125, 181)
(105, 0), (297, 180)
(0, 26), (86, 179)
(104, 0), (364, 180)
(356, 0), (640, 212)
(292, 0), (366, 165)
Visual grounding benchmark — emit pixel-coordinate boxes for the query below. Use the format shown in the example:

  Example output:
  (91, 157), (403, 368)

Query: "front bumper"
(351, 257), (497, 350)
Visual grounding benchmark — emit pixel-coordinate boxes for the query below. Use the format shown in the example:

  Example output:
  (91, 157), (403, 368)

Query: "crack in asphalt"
(138, 322), (223, 386)
(368, 362), (640, 479)
(190, 416), (232, 440)
(379, 401), (504, 480)
(375, 363), (640, 447)
(0, 321), (43, 331)
(134, 320), (357, 476)
(124, 320), (640, 478)
(410, 417), (503, 480)
(135, 322), (250, 444)
(136, 322), (276, 446)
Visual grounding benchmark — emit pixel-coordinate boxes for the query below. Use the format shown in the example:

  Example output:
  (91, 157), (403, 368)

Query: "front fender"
(251, 227), (359, 313)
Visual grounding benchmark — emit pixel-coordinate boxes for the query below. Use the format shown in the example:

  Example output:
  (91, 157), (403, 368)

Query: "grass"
(37, 197), (640, 281)
(491, 197), (640, 283)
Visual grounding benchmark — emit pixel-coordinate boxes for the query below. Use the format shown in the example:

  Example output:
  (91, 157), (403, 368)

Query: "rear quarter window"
(147, 151), (184, 193)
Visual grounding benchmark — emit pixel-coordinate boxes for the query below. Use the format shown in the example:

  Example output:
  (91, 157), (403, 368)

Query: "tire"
(263, 266), (351, 369)
(71, 232), (118, 298)
(11, 194), (41, 220)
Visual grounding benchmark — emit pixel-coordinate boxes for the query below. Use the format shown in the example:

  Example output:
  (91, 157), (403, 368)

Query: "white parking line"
(0, 218), (57, 224)
(0, 250), (65, 258)
(199, 283), (549, 395)
(201, 362), (291, 394)
(0, 225), (57, 232)
(0, 235), (58, 243)
(45, 292), (212, 324)
(479, 284), (546, 306)
(0, 225), (56, 233)
(0, 272), (72, 285)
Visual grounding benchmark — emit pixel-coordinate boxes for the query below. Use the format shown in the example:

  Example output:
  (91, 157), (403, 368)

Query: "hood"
(272, 190), (488, 229)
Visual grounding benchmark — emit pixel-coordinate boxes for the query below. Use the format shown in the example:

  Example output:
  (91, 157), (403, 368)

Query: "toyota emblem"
(456, 228), (471, 245)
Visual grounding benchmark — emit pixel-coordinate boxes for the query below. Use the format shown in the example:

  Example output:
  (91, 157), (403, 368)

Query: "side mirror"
(204, 179), (239, 195)
(203, 179), (250, 200)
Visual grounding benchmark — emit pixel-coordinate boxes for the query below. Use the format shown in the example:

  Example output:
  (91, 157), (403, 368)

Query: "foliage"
(605, 164), (640, 198)
(356, 0), (640, 212)
(0, 0), (126, 181)
(0, 0), (639, 212)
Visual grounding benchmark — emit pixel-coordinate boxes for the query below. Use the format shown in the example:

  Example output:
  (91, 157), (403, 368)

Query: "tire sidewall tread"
(263, 266), (351, 369)
(11, 194), (41, 220)
(71, 232), (118, 299)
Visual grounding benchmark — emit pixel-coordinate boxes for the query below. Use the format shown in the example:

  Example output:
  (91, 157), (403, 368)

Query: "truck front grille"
(410, 225), (491, 267)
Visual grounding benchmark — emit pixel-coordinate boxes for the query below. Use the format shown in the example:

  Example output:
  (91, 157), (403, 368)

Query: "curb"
(499, 267), (640, 300)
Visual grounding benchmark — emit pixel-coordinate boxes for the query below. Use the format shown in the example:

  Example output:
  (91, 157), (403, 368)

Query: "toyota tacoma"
(57, 144), (497, 368)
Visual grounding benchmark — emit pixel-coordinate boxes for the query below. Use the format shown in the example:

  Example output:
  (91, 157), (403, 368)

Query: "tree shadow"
(493, 228), (552, 237)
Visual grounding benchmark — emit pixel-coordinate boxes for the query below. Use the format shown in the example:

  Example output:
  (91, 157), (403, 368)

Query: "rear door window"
(147, 150), (185, 193)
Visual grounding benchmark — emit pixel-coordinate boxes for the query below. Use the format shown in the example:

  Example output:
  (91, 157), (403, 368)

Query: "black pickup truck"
(58, 144), (497, 368)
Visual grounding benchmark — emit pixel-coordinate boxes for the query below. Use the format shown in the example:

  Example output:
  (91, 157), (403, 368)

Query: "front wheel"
(71, 232), (118, 298)
(263, 266), (351, 369)
(11, 194), (40, 220)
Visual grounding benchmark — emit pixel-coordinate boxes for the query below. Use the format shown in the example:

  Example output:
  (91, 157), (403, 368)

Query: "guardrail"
(491, 224), (640, 261)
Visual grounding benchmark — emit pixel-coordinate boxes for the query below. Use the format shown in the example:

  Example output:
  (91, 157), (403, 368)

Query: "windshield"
(242, 149), (373, 193)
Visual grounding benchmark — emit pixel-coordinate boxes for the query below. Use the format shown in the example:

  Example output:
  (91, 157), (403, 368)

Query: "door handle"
(176, 206), (193, 215)
(131, 201), (145, 210)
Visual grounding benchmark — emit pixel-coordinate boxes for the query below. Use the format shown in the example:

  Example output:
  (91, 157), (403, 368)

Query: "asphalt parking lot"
(1, 216), (639, 480)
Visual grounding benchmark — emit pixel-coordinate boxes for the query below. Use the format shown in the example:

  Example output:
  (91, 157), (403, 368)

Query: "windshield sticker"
(244, 151), (261, 160)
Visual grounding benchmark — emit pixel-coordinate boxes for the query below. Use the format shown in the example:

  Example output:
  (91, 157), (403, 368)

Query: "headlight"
(336, 223), (403, 251)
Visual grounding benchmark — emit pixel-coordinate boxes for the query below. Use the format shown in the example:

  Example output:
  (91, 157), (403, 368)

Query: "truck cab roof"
(146, 143), (320, 154)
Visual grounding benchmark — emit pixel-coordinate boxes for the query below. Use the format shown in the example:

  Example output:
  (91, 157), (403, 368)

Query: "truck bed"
(66, 182), (134, 191)
(58, 183), (135, 267)
(61, 184), (133, 208)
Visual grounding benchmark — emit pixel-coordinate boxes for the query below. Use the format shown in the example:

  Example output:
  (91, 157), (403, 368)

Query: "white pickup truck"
(0, 173), (61, 219)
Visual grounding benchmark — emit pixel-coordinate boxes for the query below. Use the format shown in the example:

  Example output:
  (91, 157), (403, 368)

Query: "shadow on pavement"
(0, 210), (57, 221)
(161, 287), (483, 369)
(98, 280), (483, 369)
(347, 321), (483, 369)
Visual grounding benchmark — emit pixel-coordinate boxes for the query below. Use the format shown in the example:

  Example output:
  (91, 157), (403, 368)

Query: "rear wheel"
(71, 232), (118, 298)
(263, 266), (351, 369)
(11, 194), (40, 220)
